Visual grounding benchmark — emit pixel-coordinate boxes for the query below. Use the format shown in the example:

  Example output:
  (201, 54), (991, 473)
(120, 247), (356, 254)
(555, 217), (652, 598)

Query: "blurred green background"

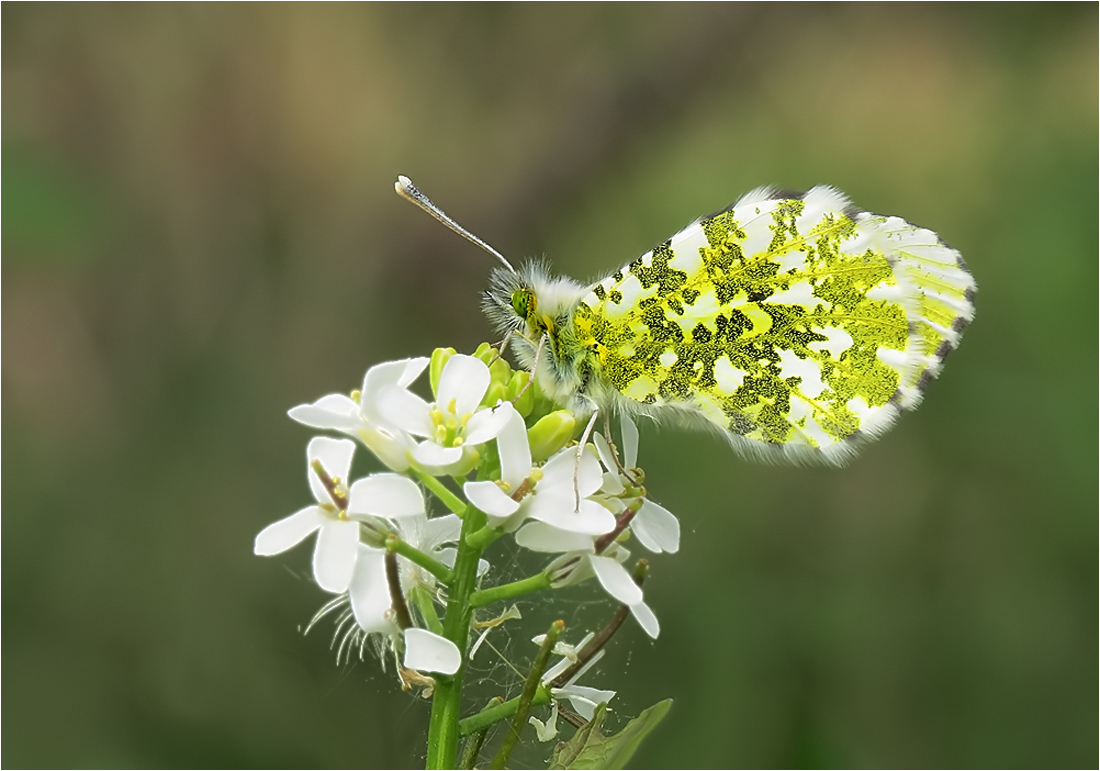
(3, 4), (1096, 768)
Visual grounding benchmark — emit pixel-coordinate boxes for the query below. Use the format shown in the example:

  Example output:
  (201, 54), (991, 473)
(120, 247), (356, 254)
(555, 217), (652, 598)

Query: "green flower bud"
(483, 382), (508, 410)
(527, 410), (577, 462)
(489, 355), (513, 386)
(430, 347), (457, 398)
(471, 341), (496, 365)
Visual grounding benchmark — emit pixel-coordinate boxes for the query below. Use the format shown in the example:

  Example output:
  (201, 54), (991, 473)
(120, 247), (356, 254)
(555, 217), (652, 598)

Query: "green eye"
(510, 289), (536, 319)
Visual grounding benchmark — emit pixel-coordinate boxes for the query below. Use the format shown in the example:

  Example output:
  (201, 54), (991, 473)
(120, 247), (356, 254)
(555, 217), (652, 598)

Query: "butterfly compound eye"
(510, 289), (536, 320)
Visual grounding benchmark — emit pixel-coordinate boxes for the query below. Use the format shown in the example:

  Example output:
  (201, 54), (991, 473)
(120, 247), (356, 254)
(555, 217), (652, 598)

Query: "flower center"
(428, 403), (474, 448)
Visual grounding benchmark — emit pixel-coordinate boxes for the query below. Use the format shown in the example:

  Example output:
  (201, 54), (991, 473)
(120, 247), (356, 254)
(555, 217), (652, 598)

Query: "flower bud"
(430, 347), (457, 398)
(527, 410), (577, 462)
(471, 341), (496, 365)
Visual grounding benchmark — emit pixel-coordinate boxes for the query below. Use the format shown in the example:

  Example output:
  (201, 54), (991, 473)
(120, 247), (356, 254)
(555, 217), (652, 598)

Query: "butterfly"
(396, 177), (975, 465)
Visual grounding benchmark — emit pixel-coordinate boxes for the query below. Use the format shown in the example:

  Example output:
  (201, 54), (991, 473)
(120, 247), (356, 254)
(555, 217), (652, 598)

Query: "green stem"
(425, 506), (486, 769)
(490, 620), (564, 769)
(412, 585), (444, 636)
(465, 525), (503, 550)
(458, 688), (552, 737)
(457, 697), (502, 770)
(469, 572), (551, 608)
(412, 468), (467, 517)
(387, 535), (454, 585)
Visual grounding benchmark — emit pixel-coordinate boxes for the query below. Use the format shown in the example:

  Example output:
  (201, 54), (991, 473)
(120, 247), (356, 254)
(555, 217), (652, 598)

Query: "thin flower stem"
(469, 572), (551, 608)
(412, 585), (444, 637)
(411, 468), (468, 517)
(386, 535), (454, 585)
(593, 501), (642, 554)
(458, 688), (552, 737)
(550, 560), (648, 689)
(385, 551), (414, 630)
(457, 697), (503, 770)
(465, 524), (502, 550)
(490, 620), (565, 770)
(425, 506), (486, 770)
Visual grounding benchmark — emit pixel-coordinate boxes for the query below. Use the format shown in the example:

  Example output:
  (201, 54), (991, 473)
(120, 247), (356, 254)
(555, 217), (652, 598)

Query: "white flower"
(463, 409), (616, 536)
(288, 358), (428, 472)
(403, 628), (461, 675)
(540, 632), (617, 722)
(377, 354), (514, 474)
(253, 437), (425, 593)
(593, 417), (680, 554)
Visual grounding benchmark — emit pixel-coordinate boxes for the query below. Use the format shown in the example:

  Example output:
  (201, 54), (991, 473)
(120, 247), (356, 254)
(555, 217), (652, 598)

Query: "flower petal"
(621, 415), (639, 469)
(377, 386), (434, 438)
(404, 628), (461, 675)
(515, 522), (597, 553)
(630, 601), (660, 639)
(412, 442), (464, 469)
(312, 519), (360, 593)
(437, 354), (490, 415)
(397, 357), (430, 388)
(288, 394), (362, 431)
(527, 497), (616, 536)
(348, 474), (425, 519)
(348, 545), (391, 633)
(463, 480), (520, 518)
(599, 471), (625, 497)
(592, 432), (618, 475)
(418, 513), (463, 550)
(466, 402), (519, 448)
(356, 425), (414, 472)
(254, 506), (326, 555)
(307, 437), (356, 503)
(633, 499), (680, 554)
(554, 685), (616, 721)
(362, 359), (422, 428)
(540, 445), (604, 498)
(492, 405), (531, 487)
(589, 555), (643, 606)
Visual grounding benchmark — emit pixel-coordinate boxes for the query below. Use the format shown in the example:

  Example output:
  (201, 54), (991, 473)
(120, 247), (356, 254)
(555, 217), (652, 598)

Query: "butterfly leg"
(511, 332), (547, 405)
(487, 329), (513, 367)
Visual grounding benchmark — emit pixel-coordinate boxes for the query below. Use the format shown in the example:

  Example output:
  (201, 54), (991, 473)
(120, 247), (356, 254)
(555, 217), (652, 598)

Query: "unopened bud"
(471, 341), (496, 365)
(430, 347), (457, 398)
(527, 411), (577, 462)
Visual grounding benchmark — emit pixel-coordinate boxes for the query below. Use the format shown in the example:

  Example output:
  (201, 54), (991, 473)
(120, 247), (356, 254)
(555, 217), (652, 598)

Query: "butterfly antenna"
(395, 175), (517, 274)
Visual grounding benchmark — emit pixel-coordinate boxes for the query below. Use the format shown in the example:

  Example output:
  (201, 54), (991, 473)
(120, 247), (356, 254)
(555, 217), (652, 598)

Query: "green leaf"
(549, 699), (673, 770)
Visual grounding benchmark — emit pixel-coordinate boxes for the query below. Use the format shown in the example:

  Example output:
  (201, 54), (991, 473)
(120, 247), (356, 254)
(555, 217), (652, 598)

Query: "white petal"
(621, 415), (639, 469)
(558, 685), (616, 721)
(348, 545), (391, 633)
(356, 425), (414, 472)
(377, 386), (434, 437)
(546, 551), (596, 588)
(418, 513), (463, 550)
(307, 437), (356, 503)
(633, 500), (680, 554)
(397, 357), (430, 388)
(463, 480), (520, 518)
(412, 442), (464, 469)
(348, 474), (425, 519)
(599, 471), (625, 496)
(466, 402), (518, 447)
(515, 522), (597, 553)
(527, 497), (616, 536)
(541, 446), (603, 497)
(362, 360), (420, 427)
(404, 628), (461, 675)
(493, 405), (531, 487)
(630, 601), (660, 639)
(592, 432), (617, 474)
(590, 555), (643, 606)
(437, 354), (490, 415)
(254, 506), (325, 555)
(312, 519), (360, 593)
(288, 394), (362, 431)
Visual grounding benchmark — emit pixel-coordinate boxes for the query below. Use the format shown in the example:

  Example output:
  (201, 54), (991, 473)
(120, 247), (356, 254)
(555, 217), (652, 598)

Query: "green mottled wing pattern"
(571, 186), (975, 463)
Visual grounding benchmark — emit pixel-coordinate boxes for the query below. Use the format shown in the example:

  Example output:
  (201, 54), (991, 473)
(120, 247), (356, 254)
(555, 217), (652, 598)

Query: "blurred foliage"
(2, 4), (1096, 768)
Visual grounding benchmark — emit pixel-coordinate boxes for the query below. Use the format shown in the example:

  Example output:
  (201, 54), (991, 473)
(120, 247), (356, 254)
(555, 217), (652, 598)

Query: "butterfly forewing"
(572, 186), (975, 463)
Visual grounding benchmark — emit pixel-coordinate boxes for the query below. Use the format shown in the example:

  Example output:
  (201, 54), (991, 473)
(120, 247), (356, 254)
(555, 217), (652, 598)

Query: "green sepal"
(548, 699), (672, 770)
(527, 410), (577, 462)
(430, 347), (457, 398)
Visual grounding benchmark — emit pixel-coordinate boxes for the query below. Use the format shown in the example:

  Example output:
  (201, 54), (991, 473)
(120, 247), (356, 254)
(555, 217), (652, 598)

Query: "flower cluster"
(254, 344), (680, 762)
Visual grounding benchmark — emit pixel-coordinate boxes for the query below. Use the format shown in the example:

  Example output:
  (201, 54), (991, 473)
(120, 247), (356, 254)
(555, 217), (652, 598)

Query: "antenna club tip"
(395, 175), (415, 195)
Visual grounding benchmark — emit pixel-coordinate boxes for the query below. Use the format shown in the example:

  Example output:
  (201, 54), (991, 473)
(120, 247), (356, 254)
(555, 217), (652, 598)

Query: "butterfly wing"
(572, 186), (975, 464)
